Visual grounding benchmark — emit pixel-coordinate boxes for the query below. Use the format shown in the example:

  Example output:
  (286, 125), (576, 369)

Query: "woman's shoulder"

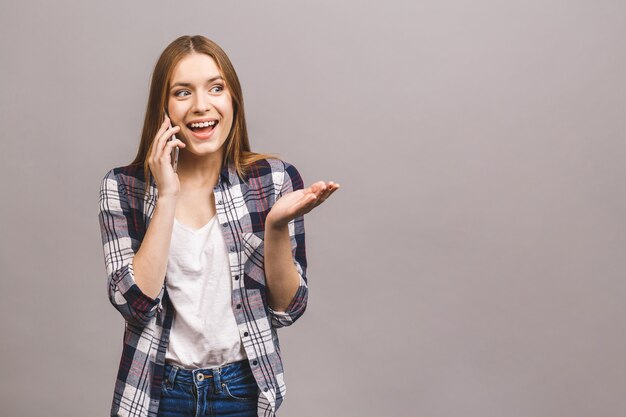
(245, 156), (301, 180)
(100, 164), (151, 192)
(102, 163), (144, 178)
(243, 156), (304, 192)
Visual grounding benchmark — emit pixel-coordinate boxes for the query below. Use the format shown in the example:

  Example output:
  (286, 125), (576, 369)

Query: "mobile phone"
(164, 108), (180, 173)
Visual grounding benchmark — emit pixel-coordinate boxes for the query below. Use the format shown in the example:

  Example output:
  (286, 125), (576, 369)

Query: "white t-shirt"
(164, 215), (246, 368)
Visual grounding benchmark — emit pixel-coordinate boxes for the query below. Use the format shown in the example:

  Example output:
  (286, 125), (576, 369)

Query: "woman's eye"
(174, 90), (191, 97)
(210, 85), (224, 93)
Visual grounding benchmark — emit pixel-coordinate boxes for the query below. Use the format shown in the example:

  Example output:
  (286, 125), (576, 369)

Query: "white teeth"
(190, 121), (216, 128)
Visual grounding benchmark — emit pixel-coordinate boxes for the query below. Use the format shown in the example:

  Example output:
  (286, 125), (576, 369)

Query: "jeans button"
(197, 373), (204, 381)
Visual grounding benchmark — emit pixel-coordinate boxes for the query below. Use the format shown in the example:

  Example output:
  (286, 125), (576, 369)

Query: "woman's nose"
(192, 93), (212, 113)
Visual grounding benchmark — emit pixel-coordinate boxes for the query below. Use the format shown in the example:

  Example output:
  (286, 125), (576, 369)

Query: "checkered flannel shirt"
(98, 158), (308, 417)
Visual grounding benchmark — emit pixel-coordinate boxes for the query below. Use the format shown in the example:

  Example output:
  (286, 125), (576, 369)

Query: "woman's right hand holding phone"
(133, 116), (186, 300)
(148, 117), (185, 198)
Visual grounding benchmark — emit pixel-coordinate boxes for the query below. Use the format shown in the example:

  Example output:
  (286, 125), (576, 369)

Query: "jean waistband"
(164, 360), (252, 387)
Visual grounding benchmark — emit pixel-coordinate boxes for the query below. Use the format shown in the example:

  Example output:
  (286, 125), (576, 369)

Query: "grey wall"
(1, 0), (625, 416)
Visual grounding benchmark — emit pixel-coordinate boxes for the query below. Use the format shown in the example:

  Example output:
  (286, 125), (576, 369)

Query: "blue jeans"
(157, 360), (259, 417)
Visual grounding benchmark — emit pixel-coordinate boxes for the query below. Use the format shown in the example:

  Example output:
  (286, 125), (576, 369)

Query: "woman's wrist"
(156, 193), (179, 205)
(265, 215), (289, 232)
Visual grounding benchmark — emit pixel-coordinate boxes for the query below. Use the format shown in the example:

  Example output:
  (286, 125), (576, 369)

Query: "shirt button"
(252, 360), (258, 365)
(217, 200), (223, 205)
(236, 304), (242, 309)
(234, 275), (240, 280)
(222, 223), (228, 227)
(243, 331), (249, 337)
(229, 246), (235, 252)
(263, 387), (269, 392)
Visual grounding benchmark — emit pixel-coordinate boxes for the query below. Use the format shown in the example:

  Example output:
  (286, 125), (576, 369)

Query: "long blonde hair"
(130, 35), (275, 195)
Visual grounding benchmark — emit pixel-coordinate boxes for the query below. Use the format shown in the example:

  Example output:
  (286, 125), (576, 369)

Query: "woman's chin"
(180, 142), (226, 159)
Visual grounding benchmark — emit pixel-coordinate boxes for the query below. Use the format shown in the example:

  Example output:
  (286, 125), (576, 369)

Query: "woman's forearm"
(263, 221), (301, 312)
(132, 195), (178, 299)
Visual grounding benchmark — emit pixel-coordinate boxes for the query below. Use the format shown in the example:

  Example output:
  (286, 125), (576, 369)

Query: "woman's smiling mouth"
(186, 119), (219, 139)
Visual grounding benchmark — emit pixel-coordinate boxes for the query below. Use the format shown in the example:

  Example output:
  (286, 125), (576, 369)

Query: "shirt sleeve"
(267, 161), (309, 328)
(98, 169), (163, 327)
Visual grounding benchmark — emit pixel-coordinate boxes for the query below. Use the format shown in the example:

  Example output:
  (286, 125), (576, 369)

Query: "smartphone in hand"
(164, 108), (180, 173)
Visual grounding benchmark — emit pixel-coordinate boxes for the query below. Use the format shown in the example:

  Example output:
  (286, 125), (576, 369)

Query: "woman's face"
(167, 53), (234, 159)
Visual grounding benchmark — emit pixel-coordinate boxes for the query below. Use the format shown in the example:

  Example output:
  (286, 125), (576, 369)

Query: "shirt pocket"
(241, 232), (265, 286)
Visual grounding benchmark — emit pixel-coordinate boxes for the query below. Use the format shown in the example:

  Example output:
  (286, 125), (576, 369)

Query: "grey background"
(1, 0), (625, 416)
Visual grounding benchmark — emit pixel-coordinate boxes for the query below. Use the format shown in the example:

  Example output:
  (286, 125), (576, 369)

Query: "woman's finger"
(162, 138), (185, 158)
(151, 128), (181, 169)
(313, 184), (340, 207)
(306, 181), (327, 197)
(156, 126), (181, 155)
(168, 138), (186, 149)
(316, 182), (337, 197)
(149, 119), (172, 160)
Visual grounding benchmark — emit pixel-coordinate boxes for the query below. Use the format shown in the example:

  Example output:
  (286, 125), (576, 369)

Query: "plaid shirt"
(98, 158), (308, 417)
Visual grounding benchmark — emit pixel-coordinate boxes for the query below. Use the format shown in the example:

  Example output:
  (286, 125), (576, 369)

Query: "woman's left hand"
(266, 181), (340, 229)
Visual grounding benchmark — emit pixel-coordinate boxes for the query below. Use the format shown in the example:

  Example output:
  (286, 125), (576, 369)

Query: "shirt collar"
(148, 161), (237, 189)
(219, 161), (239, 185)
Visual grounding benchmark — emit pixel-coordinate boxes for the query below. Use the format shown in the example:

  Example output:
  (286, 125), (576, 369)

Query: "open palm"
(267, 181), (340, 228)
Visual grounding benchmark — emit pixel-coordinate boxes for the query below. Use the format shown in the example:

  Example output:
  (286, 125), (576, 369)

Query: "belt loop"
(167, 365), (178, 390)
(213, 366), (223, 394)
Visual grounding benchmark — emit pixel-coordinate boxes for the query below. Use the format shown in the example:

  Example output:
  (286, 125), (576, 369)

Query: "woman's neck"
(176, 150), (223, 188)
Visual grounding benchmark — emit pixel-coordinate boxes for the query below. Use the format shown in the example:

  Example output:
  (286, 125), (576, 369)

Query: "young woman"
(98, 35), (339, 417)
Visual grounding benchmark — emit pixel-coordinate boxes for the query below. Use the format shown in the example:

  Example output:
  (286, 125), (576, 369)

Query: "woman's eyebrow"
(170, 76), (223, 89)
